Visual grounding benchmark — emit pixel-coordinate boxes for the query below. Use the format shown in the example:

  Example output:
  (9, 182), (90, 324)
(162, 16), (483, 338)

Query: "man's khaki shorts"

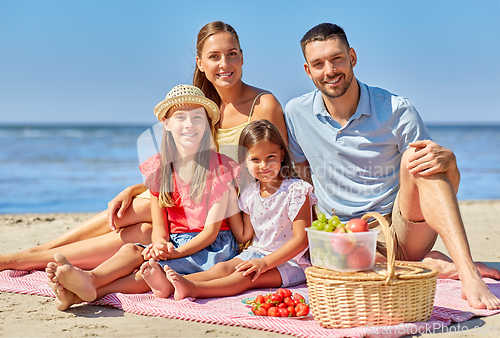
(369, 192), (438, 261)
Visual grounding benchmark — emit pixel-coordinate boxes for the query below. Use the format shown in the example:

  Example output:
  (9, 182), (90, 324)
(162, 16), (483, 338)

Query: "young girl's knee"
(211, 260), (236, 276)
(118, 243), (143, 256)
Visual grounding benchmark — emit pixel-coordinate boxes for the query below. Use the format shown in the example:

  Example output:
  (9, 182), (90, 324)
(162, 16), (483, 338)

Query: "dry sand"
(1, 200), (500, 337)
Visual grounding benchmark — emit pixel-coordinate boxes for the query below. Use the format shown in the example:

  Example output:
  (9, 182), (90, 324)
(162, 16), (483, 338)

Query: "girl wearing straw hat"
(0, 21), (287, 272)
(45, 84), (242, 310)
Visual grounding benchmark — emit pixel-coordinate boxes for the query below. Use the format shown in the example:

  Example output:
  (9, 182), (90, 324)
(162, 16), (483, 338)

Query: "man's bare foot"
(140, 259), (174, 298)
(52, 253), (97, 302)
(164, 267), (195, 300)
(423, 251), (500, 280)
(46, 262), (82, 310)
(461, 274), (500, 310)
(475, 262), (500, 280)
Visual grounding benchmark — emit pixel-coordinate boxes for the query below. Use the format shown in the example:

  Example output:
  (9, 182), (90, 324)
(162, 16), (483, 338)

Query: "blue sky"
(1, 0), (499, 125)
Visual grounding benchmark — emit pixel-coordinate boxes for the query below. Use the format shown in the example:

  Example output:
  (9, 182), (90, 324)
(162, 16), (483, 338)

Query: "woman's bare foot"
(52, 253), (97, 302)
(164, 267), (195, 300)
(46, 262), (83, 310)
(140, 259), (174, 298)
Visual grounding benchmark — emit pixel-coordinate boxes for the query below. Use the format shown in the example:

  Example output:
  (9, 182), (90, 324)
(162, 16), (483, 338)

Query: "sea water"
(0, 124), (499, 213)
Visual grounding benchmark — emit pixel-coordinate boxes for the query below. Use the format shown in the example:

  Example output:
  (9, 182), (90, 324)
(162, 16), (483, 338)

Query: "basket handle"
(361, 212), (395, 285)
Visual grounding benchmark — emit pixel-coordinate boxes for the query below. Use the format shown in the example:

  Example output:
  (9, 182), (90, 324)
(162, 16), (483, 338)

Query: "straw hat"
(154, 85), (220, 125)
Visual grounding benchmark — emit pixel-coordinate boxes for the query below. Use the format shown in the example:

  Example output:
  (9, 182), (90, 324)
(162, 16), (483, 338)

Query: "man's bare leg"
(399, 148), (500, 310)
(1, 222), (152, 271)
(22, 197), (151, 253)
(423, 250), (500, 280)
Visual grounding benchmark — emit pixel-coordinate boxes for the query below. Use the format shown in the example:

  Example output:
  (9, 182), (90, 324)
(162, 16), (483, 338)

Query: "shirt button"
(337, 131), (341, 135)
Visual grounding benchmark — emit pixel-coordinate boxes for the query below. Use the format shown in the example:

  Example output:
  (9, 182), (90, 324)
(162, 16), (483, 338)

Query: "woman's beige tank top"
(217, 92), (269, 162)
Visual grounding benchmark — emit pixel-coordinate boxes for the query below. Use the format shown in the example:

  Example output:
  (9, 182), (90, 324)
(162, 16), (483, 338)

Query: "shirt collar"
(313, 80), (372, 120)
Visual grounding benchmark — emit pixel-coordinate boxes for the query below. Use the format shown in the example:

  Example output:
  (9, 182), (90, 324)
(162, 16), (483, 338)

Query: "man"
(284, 23), (500, 310)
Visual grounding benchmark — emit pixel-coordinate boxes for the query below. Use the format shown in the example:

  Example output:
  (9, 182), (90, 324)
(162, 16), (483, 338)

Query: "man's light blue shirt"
(284, 81), (431, 221)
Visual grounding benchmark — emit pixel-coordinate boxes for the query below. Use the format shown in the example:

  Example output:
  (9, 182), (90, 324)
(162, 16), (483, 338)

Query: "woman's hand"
(108, 188), (135, 231)
(235, 258), (268, 282)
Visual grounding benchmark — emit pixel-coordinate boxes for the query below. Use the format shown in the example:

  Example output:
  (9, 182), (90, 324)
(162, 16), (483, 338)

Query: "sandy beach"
(1, 200), (500, 338)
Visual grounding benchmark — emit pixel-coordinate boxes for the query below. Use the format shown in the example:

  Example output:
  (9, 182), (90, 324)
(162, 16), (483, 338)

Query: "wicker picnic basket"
(305, 212), (439, 329)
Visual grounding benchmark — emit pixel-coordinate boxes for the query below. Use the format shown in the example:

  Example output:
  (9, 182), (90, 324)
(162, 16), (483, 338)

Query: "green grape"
(323, 223), (334, 232)
(316, 222), (326, 231)
(317, 212), (327, 223)
(309, 224), (319, 231)
(311, 220), (321, 228)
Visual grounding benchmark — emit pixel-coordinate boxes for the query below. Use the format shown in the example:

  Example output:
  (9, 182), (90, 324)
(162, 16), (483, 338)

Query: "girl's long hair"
(193, 21), (241, 108)
(238, 120), (294, 189)
(158, 104), (218, 208)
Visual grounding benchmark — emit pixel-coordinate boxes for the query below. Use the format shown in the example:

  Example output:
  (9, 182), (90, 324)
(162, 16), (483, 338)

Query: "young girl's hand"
(142, 242), (174, 261)
(235, 258), (268, 282)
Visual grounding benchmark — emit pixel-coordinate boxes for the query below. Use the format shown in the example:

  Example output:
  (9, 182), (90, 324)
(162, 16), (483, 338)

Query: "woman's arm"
(252, 94), (288, 144)
(167, 189), (229, 260)
(108, 183), (148, 230)
(236, 198), (311, 281)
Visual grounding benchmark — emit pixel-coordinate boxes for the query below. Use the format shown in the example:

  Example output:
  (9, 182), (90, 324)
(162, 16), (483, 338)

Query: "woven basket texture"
(305, 212), (438, 329)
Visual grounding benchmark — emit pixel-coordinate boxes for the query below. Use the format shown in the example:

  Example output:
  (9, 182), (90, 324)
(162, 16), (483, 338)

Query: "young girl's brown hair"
(238, 120), (294, 188)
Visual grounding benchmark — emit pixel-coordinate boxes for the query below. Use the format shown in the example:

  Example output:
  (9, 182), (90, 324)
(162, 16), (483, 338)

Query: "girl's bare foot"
(52, 253), (97, 302)
(164, 267), (195, 300)
(140, 259), (174, 298)
(46, 262), (82, 310)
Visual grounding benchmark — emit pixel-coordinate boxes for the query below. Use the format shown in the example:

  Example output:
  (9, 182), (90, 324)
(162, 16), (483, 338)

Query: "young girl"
(140, 119), (317, 300)
(45, 85), (240, 310)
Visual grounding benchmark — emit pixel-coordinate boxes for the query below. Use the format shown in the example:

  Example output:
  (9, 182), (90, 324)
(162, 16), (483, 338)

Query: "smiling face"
(303, 37), (357, 99)
(245, 140), (284, 186)
(163, 105), (208, 151)
(196, 32), (243, 89)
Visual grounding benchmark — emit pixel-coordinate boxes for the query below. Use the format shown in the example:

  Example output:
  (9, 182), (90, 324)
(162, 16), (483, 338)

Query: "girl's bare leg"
(46, 246), (150, 310)
(1, 222), (152, 271)
(22, 197), (151, 253)
(141, 258), (244, 298)
(166, 266), (282, 300)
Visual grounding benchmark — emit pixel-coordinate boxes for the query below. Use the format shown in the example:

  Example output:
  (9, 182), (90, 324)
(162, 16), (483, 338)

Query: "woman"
(0, 21), (286, 272)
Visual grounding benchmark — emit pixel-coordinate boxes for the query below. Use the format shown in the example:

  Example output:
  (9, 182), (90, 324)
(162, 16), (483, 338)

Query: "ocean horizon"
(1, 123), (499, 214)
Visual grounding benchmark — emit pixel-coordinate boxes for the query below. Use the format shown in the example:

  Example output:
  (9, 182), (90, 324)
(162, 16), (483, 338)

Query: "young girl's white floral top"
(238, 178), (317, 269)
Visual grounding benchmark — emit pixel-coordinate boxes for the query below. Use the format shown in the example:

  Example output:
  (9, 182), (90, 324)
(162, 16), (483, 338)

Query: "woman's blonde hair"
(193, 21), (241, 108)
(158, 103), (218, 208)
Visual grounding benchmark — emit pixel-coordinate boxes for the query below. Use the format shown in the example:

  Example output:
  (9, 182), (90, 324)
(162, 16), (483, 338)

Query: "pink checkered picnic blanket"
(1, 269), (499, 338)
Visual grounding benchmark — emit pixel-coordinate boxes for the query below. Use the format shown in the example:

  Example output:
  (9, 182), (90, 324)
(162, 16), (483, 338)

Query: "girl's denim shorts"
(137, 230), (238, 275)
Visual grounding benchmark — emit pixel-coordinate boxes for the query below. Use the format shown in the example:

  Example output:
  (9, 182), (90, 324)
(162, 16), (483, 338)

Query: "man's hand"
(407, 140), (456, 176)
(235, 258), (268, 282)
